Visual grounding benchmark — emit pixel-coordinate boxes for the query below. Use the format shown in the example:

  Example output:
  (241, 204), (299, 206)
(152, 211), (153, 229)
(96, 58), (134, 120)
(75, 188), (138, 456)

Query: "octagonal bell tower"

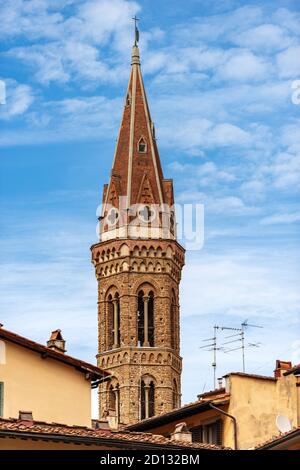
(91, 39), (185, 426)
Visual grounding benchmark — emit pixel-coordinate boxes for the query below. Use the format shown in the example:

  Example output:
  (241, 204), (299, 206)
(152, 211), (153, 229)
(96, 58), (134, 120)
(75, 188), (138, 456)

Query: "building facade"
(91, 43), (185, 425)
(0, 327), (109, 427)
(127, 360), (300, 450)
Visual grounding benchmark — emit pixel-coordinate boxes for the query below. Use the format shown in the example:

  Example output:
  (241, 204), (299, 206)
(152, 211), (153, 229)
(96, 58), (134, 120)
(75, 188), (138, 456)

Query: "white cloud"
(217, 50), (269, 82)
(181, 250), (300, 321)
(276, 46), (300, 78)
(261, 212), (300, 225)
(231, 24), (293, 52)
(159, 117), (252, 152)
(0, 95), (122, 146)
(0, 80), (34, 119)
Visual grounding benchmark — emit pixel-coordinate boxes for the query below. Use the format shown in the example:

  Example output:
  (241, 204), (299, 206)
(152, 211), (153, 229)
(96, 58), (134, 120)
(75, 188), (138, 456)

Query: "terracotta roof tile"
(223, 372), (276, 381)
(126, 395), (230, 432)
(254, 426), (300, 449)
(0, 327), (109, 380)
(0, 418), (227, 450)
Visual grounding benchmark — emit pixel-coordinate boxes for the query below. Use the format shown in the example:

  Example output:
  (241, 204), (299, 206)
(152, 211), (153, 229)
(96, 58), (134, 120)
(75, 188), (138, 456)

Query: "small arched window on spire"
(125, 92), (131, 107)
(138, 137), (147, 153)
(151, 122), (156, 139)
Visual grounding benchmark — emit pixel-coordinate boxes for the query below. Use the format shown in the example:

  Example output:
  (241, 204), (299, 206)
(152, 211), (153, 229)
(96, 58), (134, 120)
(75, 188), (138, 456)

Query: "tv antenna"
(199, 325), (225, 389)
(221, 320), (263, 372)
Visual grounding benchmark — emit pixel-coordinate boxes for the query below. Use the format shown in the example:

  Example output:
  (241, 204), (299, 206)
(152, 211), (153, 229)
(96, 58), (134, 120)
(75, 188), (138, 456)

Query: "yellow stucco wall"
(126, 374), (298, 450)
(0, 340), (92, 427)
(227, 374), (298, 449)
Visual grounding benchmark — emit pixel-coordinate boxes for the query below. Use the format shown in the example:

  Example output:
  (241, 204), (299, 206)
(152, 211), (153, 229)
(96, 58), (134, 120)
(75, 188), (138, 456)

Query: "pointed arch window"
(125, 92), (131, 107)
(172, 379), (179, 409)
(108, 382), (120, 422)
(107, 292), (120, 350)
(170, 291), (176, 350)
(137, 290), (154, 347)
(141, 377), (155, 420)
(138, 137), (147, 153)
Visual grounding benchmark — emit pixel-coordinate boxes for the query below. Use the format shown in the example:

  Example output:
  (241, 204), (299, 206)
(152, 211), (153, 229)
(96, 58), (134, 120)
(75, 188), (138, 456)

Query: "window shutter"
(191, 425), (203, 443)
(0, 382), (3, 417)
(215, 419), (223, 446)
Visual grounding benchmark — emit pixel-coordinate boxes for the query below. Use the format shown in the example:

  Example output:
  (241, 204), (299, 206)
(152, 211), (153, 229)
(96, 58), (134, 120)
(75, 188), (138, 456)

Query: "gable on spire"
(137, 173), (155, 205)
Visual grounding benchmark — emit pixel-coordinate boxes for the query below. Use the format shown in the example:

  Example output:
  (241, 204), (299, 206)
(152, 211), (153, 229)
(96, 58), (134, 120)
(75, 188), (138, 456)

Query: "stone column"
(143, 296), (149, 346)
(144, 384), (150, 419)
(113, 299), (119, 348)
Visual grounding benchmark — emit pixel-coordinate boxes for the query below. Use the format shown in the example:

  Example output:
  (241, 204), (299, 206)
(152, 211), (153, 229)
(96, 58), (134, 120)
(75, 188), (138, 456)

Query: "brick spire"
(100, 44), (175, 242)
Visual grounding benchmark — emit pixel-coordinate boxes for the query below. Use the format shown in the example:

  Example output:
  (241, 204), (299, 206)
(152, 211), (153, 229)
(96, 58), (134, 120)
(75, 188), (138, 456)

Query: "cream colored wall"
(0, 340), (92, 427)
(227, 374), (298, 449)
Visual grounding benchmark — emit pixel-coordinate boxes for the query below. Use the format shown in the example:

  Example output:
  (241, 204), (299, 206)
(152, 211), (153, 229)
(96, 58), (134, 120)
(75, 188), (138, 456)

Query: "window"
(148, 291), (154, 346)
(172, 379), (178, 409)
(107, 294), (114, 349)
(126, 92), (131, 106)
(0, 382), (3, 417)
(108, 382), (120, 421)
(191, 419), (223, 445)
(141, 378), (155, 420)
(170, 291), (176, 350)
(107, 292), (120, 349)
(137, 290), (154, 347)
(138, 137), (147, 153)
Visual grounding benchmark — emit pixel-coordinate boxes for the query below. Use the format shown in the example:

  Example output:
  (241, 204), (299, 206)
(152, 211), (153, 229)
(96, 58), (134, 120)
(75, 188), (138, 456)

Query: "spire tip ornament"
(132, 15), (140, 46)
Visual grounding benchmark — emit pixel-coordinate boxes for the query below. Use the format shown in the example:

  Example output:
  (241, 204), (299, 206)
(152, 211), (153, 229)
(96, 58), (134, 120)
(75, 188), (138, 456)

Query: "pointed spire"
(100, 36), (175, 242)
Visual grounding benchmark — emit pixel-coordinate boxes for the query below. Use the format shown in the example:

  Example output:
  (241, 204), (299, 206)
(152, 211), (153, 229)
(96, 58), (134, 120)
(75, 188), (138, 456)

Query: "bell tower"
(91, 36), (185, 425)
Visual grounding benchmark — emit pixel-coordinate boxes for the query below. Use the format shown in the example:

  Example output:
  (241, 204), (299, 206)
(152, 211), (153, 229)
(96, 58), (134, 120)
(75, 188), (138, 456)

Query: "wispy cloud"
(261, 211), (300, 225)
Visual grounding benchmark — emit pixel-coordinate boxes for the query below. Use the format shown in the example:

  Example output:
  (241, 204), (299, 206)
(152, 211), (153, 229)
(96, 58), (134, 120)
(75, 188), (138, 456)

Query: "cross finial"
(132, 15), (140, 46)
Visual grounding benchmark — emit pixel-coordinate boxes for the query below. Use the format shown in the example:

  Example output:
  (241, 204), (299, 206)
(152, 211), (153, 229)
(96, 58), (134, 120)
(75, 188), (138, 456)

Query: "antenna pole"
(213, 325), (217, 389)
(241, 328), (245, 372)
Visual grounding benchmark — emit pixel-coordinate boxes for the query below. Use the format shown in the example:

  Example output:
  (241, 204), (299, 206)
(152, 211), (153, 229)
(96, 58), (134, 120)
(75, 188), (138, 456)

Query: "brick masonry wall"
(92, 239), (185, 425)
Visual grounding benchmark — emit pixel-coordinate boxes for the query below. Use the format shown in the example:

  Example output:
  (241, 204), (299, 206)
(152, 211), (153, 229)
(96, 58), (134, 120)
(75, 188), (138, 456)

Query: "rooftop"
(223, 371), (276, 382)
(0, 327), (109, 381)
(255, 426), (300, 450)
(126, 393), (230, 432)
(0, 418), (227, 450)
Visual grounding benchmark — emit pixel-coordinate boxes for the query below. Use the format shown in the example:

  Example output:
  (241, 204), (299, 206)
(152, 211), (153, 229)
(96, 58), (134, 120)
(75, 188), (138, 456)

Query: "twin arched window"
(137, 290), (154, 347)
(107, 287), (156, 349)
(108, 293), (120, 349)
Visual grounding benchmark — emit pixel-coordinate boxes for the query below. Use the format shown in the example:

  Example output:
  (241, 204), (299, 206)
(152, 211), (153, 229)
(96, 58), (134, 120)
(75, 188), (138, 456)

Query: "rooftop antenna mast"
(199, 325), (223, 389)
(221, 321), (262, 372)
(240, 319), (263, 372)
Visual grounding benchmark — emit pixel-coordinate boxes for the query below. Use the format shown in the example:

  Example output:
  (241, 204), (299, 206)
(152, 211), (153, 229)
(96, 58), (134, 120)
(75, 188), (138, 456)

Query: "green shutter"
(0, 382), (3, 417)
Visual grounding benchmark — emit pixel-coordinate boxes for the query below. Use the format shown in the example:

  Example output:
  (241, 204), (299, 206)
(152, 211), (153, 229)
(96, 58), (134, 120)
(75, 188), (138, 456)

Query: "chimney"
(170, 422), (192, 443)
(47, 329), (66, 353)
(274, 360), (292, 378)
(19, 411), (33, 423)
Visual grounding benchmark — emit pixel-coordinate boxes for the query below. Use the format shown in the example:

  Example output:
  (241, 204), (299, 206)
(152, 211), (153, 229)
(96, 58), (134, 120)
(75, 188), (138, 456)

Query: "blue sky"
(0, 0), (300, 412)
